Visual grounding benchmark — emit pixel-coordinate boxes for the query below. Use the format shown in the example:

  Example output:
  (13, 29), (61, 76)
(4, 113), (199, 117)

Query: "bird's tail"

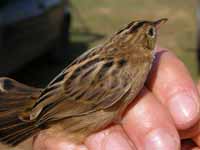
(0, 77), (42, 146)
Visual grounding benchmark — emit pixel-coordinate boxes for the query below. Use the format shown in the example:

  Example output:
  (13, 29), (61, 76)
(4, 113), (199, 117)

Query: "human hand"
(33, 47), (200, 150)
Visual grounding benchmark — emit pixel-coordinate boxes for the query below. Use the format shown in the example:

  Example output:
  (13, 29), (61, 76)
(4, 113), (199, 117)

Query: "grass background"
(71, 0), (197, 79)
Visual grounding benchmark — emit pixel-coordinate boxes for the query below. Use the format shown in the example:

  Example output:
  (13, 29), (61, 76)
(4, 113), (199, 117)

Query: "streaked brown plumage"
(0, 18), (167, 146)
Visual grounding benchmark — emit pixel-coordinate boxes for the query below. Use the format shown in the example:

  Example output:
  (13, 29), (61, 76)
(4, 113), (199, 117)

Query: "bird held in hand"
(0, 18), (167, 146)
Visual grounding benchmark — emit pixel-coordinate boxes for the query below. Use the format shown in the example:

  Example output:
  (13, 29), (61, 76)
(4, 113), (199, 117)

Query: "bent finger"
(122, 88), (180, 150)
(85, 125), (136, 150)
(147, 47), (200, 130)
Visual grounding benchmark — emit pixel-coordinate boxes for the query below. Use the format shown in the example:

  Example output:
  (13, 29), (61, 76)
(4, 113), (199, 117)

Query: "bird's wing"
(47, 45), (102, 87)
(28, 56), (135, 122)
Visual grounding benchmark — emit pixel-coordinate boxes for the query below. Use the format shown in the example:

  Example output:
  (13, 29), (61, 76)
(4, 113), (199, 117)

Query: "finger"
(122, 88), (180, 150)
(190, 82), (200, 148)
(193, 134), (200, 148)
(85, 125), (136, 150)
(179, 82), (200, 139)
(192, 148), (200, 150)
(180, 82), (200, 147)
(33, 131), (88, 150)
(147, 47), (200, 129)
(179, 121), (200, 139)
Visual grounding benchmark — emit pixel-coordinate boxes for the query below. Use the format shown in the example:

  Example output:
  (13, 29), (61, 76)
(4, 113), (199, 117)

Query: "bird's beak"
(154, 18), (168, 29)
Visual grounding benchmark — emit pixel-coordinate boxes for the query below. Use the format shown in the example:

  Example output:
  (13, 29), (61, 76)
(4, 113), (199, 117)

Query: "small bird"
(0, 18), (167, 146)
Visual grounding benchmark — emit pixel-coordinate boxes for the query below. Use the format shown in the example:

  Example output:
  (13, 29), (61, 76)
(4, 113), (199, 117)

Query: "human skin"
(33, 47), (200, 150)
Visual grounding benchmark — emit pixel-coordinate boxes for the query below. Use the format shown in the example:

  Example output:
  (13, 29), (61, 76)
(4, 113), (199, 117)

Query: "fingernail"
(104, 132), (134, 150)
(168, 93), (199, 129)
(145, 128), (179, 150)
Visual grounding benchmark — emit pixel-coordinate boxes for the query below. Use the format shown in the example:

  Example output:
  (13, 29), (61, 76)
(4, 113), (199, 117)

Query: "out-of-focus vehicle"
(0, 0), (71, 75)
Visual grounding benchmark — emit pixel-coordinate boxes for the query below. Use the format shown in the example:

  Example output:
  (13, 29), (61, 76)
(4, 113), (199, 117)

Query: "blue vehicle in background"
(0, 0), (71, 75)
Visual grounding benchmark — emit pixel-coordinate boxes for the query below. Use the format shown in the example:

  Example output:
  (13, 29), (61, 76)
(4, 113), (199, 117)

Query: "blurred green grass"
(71, 0), (197, 79)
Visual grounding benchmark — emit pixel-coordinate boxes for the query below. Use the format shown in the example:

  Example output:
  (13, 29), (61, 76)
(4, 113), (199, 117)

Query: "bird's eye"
(147, 27), (155, 38)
